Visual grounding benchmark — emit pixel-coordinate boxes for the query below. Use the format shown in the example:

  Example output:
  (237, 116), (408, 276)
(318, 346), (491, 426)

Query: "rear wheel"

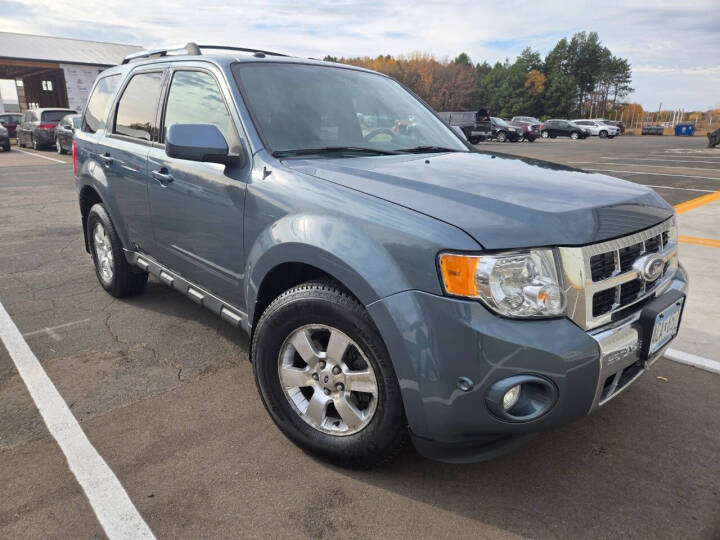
(252, 280), (407, 467)
(87, 204), (148, 297)
(56, 137), (64, 154)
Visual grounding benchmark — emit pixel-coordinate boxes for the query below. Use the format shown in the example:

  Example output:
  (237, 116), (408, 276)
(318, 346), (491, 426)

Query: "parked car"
(508, 120), (539, 142)
(489, 117), (522, 142)
(75, 43), (687, 466)
(17, 108), (77, 150)
(511, 115), (541, 126)
(0, 112), (22, 138)
(605, 120), (625, 133)
(444, 110), (520, 143)
(0, 124), (10, 151)
(55, 114), (81, 154)
(573, 119), (619, 139)
(541, 119), (588, 139)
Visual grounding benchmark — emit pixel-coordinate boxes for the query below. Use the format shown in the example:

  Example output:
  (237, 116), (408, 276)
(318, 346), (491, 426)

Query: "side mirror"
(451, 125), (468, 141)
(166, 123), (230, 164)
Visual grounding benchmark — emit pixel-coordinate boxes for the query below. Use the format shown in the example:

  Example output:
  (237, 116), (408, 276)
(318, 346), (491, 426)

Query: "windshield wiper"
(394, 145), (461, 154)
(272, 146), (400, 158)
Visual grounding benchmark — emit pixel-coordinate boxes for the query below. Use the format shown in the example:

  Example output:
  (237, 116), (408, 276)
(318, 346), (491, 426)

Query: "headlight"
(438, 249), (565, 317)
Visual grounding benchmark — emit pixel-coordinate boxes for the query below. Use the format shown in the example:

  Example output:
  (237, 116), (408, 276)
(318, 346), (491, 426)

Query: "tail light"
(72, 141), (77, 176)
(38, 123), (56, 129)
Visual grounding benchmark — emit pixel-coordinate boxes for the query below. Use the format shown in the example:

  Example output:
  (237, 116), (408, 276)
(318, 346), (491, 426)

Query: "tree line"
(325, 31), (634, 119)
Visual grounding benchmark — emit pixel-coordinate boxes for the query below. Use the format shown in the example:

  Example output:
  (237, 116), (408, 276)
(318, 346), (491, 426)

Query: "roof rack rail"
(121, 42), (288, 64)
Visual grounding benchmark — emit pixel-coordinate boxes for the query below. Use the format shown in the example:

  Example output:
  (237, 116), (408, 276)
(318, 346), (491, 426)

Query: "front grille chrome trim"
(558, 217), (678, 330)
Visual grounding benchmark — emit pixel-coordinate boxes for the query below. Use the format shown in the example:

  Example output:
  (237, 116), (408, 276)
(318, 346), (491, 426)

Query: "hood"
(283, 151), (673, 249)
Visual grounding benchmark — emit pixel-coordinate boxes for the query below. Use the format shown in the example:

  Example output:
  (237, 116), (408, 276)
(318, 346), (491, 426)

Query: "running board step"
(129, 252), (248, 330)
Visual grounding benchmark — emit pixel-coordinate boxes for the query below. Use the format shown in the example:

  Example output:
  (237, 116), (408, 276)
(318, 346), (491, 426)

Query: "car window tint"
(163, 71), (235, 142)
(83, 74), (121, 134)
(114, 72), (163, 141)
(41, 110), (74, 122)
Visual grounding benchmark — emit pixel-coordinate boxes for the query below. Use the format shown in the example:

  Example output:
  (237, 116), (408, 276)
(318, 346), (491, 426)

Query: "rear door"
(147, 66), (249, 306)
(98, 69), (165, 252)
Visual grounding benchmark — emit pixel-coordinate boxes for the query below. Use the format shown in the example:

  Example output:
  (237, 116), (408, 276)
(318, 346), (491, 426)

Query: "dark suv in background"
(74, 43), (687, 466)
(540, 119), (588, 139)
(17, 108), (77, 150)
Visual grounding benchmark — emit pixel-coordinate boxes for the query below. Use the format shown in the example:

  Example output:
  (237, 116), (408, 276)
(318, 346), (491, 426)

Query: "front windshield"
(233, 63), (468, 155)
(491, 117), (508, 127)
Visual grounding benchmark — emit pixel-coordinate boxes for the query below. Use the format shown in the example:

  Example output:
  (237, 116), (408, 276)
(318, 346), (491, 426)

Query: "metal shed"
(0, 32), (142, 113)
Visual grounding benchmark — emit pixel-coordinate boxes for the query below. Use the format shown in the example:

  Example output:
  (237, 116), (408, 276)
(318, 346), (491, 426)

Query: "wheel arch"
(78, 185), (105, 253)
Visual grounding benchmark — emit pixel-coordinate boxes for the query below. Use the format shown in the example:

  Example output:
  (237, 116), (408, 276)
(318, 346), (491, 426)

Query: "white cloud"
(1, 0), (718, 109)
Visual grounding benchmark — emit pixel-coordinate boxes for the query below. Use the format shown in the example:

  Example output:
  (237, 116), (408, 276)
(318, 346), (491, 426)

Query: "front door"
(147, 68), (249, 307)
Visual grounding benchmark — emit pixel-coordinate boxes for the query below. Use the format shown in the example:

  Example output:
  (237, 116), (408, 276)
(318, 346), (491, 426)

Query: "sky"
(1, 0), (718, 110)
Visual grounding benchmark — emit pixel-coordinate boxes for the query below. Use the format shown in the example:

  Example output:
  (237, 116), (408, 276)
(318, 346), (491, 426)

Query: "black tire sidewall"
(87, 204), (120, 293)
(253, 284), (405, 465)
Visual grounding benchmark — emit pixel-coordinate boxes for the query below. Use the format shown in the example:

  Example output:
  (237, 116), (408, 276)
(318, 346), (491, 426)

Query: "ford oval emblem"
(633, 253), (665, 282)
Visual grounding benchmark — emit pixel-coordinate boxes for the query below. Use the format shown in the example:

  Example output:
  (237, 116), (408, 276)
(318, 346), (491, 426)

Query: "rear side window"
(83, 74), (120, 133)
(162, 70), (236, 142)
(114, 72), (163, 141)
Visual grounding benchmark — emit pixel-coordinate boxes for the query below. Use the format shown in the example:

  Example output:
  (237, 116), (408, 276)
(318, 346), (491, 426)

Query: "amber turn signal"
(439, 254), (479, 296)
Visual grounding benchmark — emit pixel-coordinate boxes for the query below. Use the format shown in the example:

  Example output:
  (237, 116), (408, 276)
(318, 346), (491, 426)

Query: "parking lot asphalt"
(1, 140), (719, 539)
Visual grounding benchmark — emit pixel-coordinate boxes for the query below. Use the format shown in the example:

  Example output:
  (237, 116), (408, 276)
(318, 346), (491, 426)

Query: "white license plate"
(649, 298), (684, 355)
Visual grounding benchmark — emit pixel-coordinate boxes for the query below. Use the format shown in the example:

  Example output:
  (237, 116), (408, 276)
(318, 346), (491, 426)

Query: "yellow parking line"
(679, 235), (720, 248)
(673, 191), (720, 214)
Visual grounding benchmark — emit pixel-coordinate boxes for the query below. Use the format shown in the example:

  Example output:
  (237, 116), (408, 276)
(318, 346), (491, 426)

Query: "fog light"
(503, 385), (521, 410)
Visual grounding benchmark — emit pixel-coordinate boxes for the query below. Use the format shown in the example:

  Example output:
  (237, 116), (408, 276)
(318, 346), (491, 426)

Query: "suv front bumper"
(367, 265), (688, 463)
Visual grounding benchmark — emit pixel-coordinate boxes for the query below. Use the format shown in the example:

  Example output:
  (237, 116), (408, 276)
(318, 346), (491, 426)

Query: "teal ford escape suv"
(74, 43), (687, 466)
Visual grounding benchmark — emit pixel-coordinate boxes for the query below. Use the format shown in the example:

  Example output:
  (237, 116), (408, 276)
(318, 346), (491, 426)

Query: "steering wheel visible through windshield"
(232, 62), (468, 157)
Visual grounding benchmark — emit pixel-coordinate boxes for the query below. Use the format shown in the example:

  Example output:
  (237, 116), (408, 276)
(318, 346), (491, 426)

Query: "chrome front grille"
(558, 218), (678, 330)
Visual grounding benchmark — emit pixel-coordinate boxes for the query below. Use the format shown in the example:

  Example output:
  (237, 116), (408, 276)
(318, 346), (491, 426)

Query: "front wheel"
(541, 130), (549, 139)
(469, 136), (480, 144)
(570, 131), (579, 140)
(252, 280), (407, 467)
(599, 130), (608, 139)
(496, 131), (507, 142)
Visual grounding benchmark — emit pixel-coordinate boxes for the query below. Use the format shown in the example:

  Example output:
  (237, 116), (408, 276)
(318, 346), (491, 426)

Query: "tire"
(496, 131), (507, 142)
(86, 203), (148, 298)
(570, 131), (579, 140)
(599, 130), (608, 139)
(56, 137), (64, 154)
(252, 280), (407, 468)
(527, 136), (535, 142)
(2, 143), (9, 152)
(469, 136), (480, 144)
(541, 130), (549, 139)
(32, 136), (39, 150)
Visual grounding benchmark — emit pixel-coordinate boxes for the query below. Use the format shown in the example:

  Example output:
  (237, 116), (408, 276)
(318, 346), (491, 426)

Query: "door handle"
(99, 153), (113, 166)
(151, 169), (174, 185)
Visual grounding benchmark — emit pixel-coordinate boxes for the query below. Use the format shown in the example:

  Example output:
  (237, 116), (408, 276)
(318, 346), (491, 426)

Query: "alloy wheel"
(278, 324), (379, 436)
(93, 222), (115, 283)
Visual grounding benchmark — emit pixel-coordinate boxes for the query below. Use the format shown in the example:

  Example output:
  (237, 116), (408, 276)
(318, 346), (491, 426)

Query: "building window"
(41, 80), (53, 91)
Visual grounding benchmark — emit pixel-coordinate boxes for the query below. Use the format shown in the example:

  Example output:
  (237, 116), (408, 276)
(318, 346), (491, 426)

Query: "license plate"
(648, 297), (684, 356)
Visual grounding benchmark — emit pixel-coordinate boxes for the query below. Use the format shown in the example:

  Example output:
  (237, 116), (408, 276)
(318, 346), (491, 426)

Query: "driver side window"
(163, 70), (236, 144)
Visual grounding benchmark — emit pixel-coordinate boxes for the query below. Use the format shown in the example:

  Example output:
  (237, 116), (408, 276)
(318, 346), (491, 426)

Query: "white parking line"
(571, 161), (720, 172)
(583, 168), (720, 181)
(600, 157), (720, 164)
(642, 185), (715, 193)
(665, 348), (720, 375)
(12, 147), (67, 164)
(0, 301), (155, 540)
(23, 318), (91, 341)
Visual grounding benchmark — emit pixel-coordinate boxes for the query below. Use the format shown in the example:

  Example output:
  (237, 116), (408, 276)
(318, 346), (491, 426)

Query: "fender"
(245, 212), (411, 325)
